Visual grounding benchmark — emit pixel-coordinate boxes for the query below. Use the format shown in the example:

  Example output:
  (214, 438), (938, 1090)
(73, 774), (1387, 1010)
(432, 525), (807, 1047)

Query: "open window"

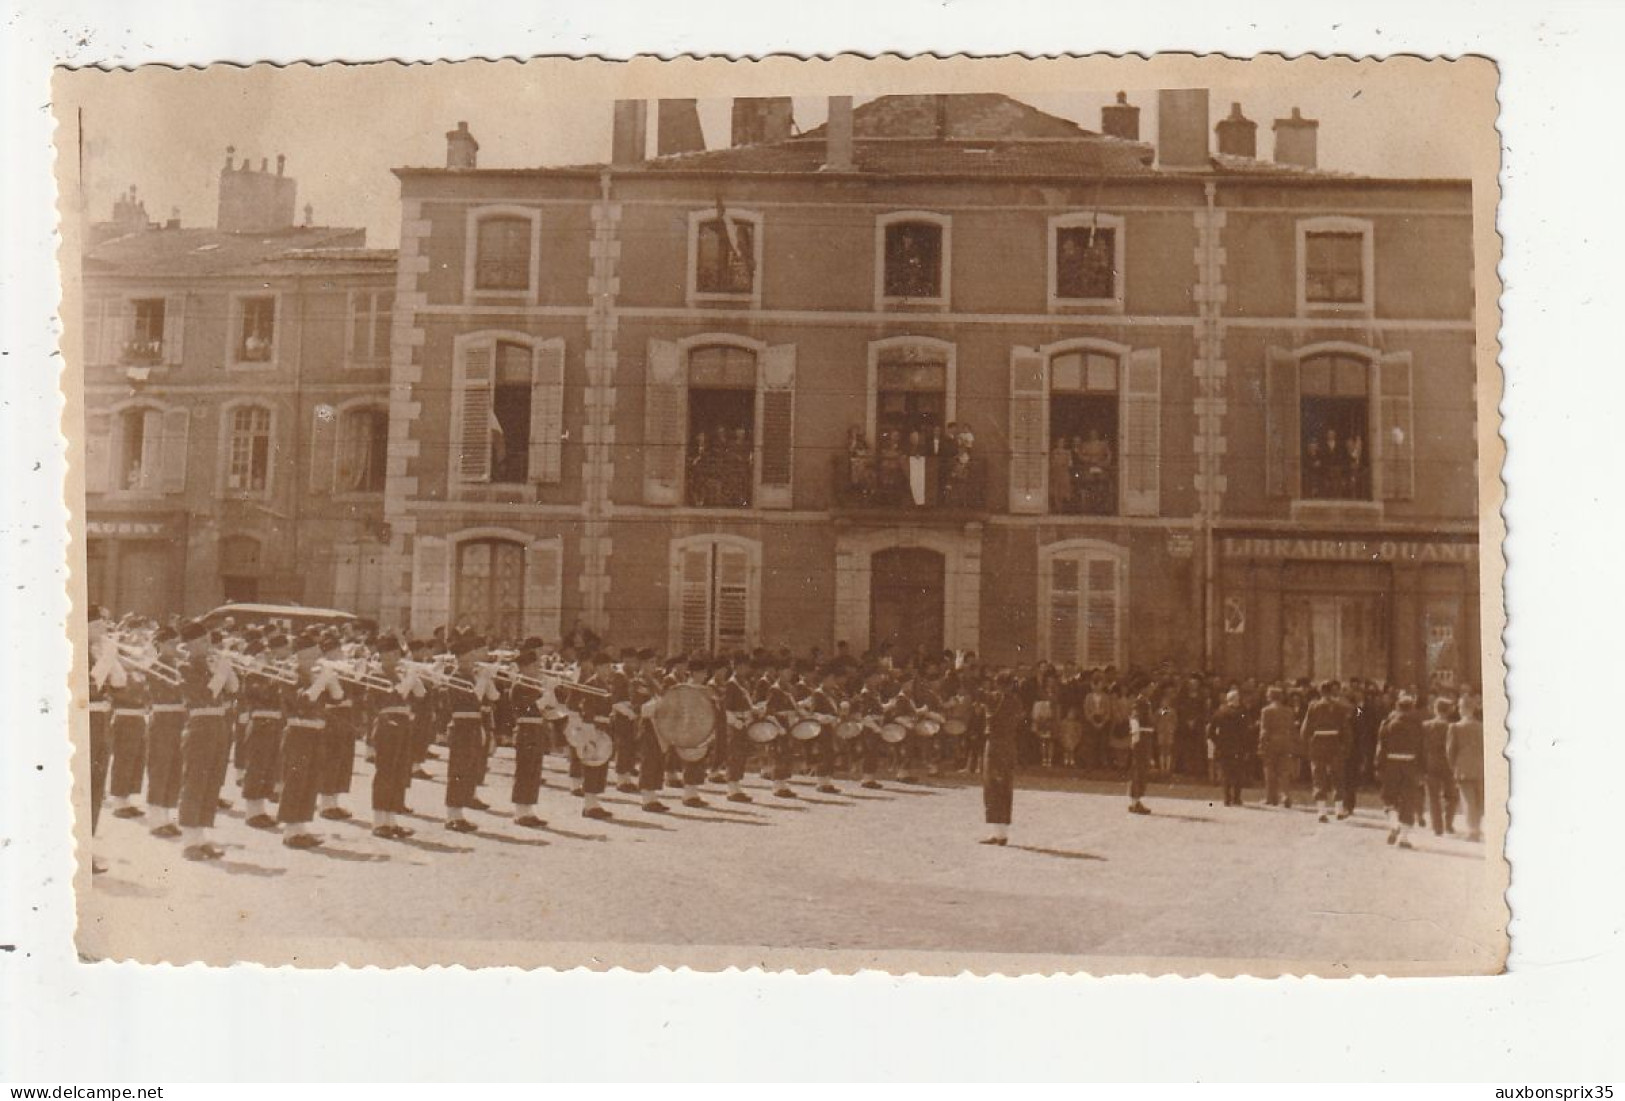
(452, 333), (565, 490)
(1266, 345), (1414, 503)
(644, 337), (796, 509)
(877, 212), (950, 308)
(1008, 342), (1161, 517)
(232, 295), (277, 365)
(689, 207), (761, 304)
(1049, 212), (1124, 310)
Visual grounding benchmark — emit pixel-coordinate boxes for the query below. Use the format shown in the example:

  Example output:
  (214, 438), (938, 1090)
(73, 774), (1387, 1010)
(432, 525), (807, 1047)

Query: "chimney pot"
(1272, 106), (1320, 169)
(823, 95), (855, 172)
(1214, 101), (1258, 159)
(303, 203), (313, 226)
(225, 146), (235, 171)
(656, 99), (707, 156)
(276, 153), (286, 177)
(1100, 91), (1141, 141)
(445, 120), (480, 169)
(1156, 89), (1211, 170)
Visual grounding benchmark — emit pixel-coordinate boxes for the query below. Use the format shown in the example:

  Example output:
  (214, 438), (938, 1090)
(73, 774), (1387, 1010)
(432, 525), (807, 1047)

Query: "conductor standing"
(980, 673), (1022, 846)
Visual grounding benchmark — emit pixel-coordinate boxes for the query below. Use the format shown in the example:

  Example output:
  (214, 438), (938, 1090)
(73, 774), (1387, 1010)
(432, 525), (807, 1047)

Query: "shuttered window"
(1041, 543), (1125, 669)
(453, 335), (566, 489)
(670, 537), (759, 655)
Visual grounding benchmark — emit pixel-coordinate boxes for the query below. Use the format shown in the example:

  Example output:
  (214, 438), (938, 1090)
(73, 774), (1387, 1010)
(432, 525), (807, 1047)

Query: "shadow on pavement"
(1009, 844), (1107, 862)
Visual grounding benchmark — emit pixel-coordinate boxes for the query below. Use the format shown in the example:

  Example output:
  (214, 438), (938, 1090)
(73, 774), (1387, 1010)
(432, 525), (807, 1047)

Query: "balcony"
(120, 339), (165, 367)
(831, 452), (986, 515)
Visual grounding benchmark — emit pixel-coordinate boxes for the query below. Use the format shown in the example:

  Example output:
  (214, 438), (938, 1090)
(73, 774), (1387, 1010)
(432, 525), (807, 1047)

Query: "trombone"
(224, 649), (298, 686)
(316, 657), (395, 693)
(120, 644), (183, 687)
(487, 661), (611, 699)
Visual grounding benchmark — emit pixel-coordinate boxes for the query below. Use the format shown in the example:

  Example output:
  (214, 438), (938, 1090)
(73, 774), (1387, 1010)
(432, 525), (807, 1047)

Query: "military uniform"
(1376, 701), (1425, 846)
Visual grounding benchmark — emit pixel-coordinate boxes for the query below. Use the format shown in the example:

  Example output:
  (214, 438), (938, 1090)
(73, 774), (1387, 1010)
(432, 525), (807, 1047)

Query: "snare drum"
(789, 718), (823, 742)
(880, 722), (909, 744)
(746, 717), (783, 744)
(834, 719), (864, 741)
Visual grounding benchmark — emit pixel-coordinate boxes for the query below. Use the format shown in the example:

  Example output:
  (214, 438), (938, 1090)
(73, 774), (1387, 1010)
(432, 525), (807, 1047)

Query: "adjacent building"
(81, 152), (397, 620)
(382, 90), (1480, 689)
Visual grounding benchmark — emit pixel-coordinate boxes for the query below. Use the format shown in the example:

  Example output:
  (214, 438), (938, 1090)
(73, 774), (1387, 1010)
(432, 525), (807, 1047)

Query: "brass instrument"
(118, 642), (183, 687)
(316, 657), (394, 693)
(487, 661), (611, 699)
(224, 649), (298, 686)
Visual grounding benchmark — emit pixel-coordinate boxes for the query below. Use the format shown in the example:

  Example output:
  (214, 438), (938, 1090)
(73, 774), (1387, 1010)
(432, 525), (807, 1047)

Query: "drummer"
(718, 655), (757, 803)
(807, 663), (845, 795)
(852, 664), (889, 790)
(507, 647), (549, 829)
(674, 657), (718, 808)
(764, 659), (802, 799)
(633, 651), (671, 814)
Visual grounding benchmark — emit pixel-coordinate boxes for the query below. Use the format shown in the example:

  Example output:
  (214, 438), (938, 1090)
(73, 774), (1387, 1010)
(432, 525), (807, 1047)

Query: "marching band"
(84, 607), (1009, 867)
(85, 605), (1486, 871)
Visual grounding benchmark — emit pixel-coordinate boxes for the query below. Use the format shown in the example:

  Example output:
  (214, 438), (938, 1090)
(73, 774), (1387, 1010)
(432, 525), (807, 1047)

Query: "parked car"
(195, 603), (362, 637)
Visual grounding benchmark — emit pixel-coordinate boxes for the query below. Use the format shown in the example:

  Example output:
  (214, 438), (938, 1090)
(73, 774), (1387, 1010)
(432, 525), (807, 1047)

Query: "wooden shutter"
(84, 408), (113, 493)
(1265, 347), (1300, 499)
(1045, 554), (1082, 665)
(456, 341), (494, 483)
(105, 299), (132, 365)
(1082, 553), (1122, 669)
(644, 338), (686, 505)
(1121, 347), (1162, 516)
(137, 409), (163, 491)
(1376, 352), (1415, 501)
(522, 539), (563, 642)
(163, 295), (186, 366)
(332, 543), (360, 613)
(356, 542), (385, 620)
(160, 406), (190, 493)
(714, 542), (753, 652)
(1008, 346), (1048, 514)
(410, 535), (450, 636)
(756, 343), (796, 509)
(82, 299), (106, 368)
(309, 405), (337, 493)
(672, 541), (715, 655)
(528, 340), (565, 484)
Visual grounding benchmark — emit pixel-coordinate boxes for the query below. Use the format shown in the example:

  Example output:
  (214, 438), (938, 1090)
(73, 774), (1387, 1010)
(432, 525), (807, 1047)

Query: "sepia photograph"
(54, 53), (1507, 976)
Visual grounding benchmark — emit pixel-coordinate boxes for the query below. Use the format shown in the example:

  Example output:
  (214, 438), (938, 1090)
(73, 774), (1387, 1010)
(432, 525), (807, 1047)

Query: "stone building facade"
(81, 152), (397, 621)
(378, 91), (1478, 687)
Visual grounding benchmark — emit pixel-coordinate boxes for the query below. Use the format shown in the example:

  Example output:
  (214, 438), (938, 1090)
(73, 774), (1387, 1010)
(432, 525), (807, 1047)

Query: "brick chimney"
(612, 100), (649, 167)
(823, 96), (855, 172)
(1273, 107), (1319, 169)
(217, 147), (297, 232)
(730, 97), (794, 146)
(1100, 91), (1140, 141)
(445, 121), (479, 169)
(1215, 102), (1258, 158)
(1157, 89), (1210, 170)
(656, 99), (707, 156)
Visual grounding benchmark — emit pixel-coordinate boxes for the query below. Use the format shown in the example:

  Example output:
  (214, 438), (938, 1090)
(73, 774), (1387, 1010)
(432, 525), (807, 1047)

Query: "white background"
(2, 0), (1622, 1082)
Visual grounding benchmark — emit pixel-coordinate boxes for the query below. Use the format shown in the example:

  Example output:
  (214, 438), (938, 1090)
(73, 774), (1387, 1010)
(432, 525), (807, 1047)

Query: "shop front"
(1216, 531), (1480, 691)
(83, 512), (189, 620)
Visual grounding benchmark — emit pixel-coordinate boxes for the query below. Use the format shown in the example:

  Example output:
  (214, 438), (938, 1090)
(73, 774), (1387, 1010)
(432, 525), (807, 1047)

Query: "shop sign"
(1221, 536), (1477, 563)
(87, 518), (173, 538)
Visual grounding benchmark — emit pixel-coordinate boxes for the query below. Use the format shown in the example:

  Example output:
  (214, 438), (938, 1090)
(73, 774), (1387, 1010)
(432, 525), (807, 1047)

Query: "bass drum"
(653, 683), (717, 751)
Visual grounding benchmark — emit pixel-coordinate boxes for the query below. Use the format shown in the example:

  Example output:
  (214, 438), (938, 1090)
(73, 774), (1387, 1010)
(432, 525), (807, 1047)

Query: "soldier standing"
(1301, 681), (1350, 823)
(1376, 693), (1426, 849)
(1258, 686), (1300, 808)
(980, 673), (1022, 846)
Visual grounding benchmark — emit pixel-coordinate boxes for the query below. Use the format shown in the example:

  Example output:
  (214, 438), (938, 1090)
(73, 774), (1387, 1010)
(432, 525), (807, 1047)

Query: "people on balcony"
(1303, 424), (1370, 500)
(685, 424), (753, 508)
